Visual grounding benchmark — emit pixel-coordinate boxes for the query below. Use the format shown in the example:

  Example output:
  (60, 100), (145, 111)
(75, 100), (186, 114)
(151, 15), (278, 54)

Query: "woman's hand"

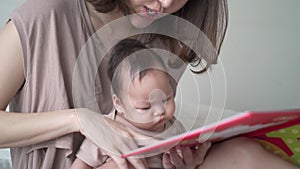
(97, 159), (137, 169)
(75, 108), (155, 169)
(162, 142), (211, 169)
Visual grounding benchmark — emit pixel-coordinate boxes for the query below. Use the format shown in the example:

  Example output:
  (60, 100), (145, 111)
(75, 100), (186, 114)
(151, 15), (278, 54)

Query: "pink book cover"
(122, 109), (300, 158)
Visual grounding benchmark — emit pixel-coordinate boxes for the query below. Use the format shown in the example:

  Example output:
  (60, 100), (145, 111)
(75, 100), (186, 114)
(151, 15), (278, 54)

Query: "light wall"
(0, 0), (25, 26)
(220, 0), (300, 111)
(1, 0), (299, 112)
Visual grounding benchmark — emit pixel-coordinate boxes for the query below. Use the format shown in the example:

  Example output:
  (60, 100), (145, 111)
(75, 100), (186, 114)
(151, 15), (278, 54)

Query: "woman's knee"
(207, 137), (297, 169)
(220, 137), (265, 156)
(201, 137), (267, 169)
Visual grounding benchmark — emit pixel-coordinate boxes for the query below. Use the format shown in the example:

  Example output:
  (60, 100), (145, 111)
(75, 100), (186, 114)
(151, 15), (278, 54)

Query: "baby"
(71, 39), (191, 169)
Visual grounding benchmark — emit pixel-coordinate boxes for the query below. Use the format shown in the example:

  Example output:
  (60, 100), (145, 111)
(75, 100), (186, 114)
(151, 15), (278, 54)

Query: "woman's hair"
(89, 0), (228, 73)
(86, 0), (130, 14)
(156, 0), (228, 73)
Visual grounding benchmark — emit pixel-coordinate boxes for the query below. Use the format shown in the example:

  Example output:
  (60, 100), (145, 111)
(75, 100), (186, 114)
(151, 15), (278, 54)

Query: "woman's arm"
(0, 21), (81, 147)
(0, 21), (148, 169)
(0, 109), (79, 147)
(0, 21), (24, 111)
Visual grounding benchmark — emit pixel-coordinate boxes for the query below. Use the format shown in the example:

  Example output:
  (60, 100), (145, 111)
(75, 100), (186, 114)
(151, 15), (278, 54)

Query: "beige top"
(77, 110), (186, 168)
(9, 0), (113, 168)
(9, 0), (187, 168)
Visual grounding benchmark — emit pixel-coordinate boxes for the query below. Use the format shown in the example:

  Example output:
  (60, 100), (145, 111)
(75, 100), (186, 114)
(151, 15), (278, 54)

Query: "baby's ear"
(112, 94), (125, 113)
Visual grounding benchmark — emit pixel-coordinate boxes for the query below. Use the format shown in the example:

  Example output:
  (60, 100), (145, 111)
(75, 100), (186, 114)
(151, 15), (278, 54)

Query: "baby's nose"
(153, 105), (165, 116)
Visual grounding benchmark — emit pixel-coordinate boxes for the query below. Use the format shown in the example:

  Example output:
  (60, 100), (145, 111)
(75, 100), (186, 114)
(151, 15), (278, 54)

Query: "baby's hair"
(107, 39), (167, 96)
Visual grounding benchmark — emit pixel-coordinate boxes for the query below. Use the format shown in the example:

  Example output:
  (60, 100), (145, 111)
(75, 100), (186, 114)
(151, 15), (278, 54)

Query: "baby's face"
(119, 69), (175, 132)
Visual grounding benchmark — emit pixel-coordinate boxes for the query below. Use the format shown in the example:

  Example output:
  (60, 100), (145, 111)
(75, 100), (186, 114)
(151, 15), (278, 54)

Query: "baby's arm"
(74, 138), (115, 169)
(71, 158), (92, 169)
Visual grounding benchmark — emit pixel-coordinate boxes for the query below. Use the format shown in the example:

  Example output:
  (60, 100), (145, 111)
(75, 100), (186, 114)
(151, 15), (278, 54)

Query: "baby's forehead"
(127, 69), (173, 94)
(120, 52), (166, 77)
(122, 67), (169, 83)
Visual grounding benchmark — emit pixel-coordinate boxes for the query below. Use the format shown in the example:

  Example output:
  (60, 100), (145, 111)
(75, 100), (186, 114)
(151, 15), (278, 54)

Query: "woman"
(0, 0), (297, 169)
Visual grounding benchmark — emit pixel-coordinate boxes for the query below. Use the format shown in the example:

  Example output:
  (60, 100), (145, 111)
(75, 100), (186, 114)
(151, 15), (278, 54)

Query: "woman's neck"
(85, 1), (124, 31)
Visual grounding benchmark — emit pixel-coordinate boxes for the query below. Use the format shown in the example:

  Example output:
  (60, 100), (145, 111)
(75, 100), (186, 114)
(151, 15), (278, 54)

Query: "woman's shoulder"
(10, 0), (90, 40)
(11, 0), (83, 20)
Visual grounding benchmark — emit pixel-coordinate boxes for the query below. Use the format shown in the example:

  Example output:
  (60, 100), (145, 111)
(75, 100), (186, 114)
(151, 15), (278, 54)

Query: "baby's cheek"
(133, 113), (154, 123)
(167, 102), (176, 116)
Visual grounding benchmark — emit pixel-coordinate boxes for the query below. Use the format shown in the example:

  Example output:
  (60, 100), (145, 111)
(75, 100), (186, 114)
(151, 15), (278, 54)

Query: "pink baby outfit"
(76, 110), (186, 168)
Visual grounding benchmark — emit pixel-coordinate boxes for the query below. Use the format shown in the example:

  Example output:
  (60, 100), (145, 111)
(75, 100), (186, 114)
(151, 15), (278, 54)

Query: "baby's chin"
(143, 122), (166, 132)
(132, 120), (165, 132)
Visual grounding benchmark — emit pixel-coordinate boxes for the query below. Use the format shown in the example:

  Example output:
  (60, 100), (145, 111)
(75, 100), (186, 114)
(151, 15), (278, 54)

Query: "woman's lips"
(140, 6), (162, 20)
(145, 6), (158, 15)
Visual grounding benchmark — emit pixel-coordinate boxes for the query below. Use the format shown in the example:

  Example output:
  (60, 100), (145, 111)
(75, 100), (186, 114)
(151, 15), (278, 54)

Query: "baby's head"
(107, 39), (175, 132)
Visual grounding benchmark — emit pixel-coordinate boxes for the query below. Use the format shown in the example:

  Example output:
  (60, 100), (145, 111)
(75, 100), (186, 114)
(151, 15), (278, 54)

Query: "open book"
(122, 109), (300, 158)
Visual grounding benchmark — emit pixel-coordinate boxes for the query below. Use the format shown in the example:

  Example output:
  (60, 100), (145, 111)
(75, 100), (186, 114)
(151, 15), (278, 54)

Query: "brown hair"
(107, 39), (167, 95)
(86, 0), (130, 14)
(158, 0), (228, 73)
(89, 0), (228, 73)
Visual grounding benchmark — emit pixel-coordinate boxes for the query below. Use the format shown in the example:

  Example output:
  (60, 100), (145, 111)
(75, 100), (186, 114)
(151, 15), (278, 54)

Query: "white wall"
(221, 0), (300, 111)
(176, 0), (300, 112)
(0, 0), (25, 26)
(1, 0), (299, 112)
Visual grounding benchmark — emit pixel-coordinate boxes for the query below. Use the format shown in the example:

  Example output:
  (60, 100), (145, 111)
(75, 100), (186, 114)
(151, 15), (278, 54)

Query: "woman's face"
(127, 0), (189, 28)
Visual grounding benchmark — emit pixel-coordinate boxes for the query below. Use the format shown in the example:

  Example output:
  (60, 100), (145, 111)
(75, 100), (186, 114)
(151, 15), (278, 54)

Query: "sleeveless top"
(9, 0), (113, 168)
(9, 0), (187, 168)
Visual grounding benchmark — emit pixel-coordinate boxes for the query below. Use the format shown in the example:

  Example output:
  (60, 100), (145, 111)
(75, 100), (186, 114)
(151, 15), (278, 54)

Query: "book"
(122, 109), (300, 158)
(254, 125), (300, 167)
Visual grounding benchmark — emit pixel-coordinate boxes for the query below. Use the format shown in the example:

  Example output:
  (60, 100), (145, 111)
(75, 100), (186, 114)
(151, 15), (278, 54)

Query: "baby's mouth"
(157, 117), (166, 124)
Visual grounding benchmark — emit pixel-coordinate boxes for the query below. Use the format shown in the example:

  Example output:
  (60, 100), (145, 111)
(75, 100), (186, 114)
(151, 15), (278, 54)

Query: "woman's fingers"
(126, 157), (148, 169)
(96, 159), (119, 169)
(194, 142), (211, 166)
(76, 109), (149, 168)
(97, 153), (148, 169)
(181, 146), (194, 166)
(163, 142), (212, 169)
(102, 147), (149, 169)
(100, 136), (148, 169)
(100, 120), (151, 169)
(105, 154), (129, 169)
(169, 148), (185, 167)
(162, 153), (175, 169)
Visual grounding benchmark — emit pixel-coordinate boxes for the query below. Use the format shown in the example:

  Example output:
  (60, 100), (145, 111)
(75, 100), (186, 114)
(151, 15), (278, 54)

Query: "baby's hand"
(162, 142), (211, 169)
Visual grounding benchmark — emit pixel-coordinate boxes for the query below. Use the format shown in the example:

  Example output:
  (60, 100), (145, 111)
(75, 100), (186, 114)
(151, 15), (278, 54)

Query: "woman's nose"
(157, 0), (173, 8)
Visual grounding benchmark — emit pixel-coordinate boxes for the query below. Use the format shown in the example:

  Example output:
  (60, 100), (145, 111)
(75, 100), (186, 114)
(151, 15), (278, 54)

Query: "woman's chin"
(128, 14), (154, 29)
